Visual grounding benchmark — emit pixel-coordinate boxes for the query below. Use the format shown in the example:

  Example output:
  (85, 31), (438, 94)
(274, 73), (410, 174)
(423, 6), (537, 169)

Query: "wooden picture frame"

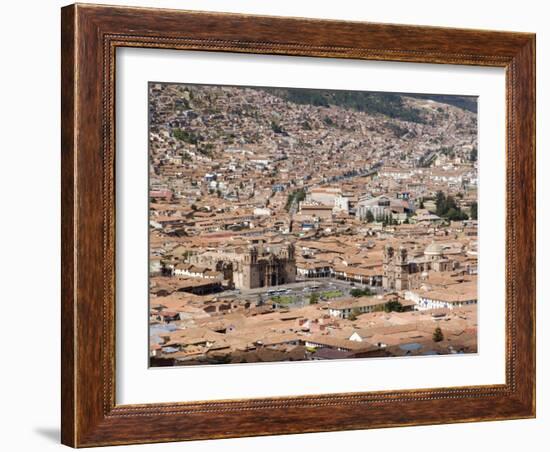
(61, 3), (536, 447)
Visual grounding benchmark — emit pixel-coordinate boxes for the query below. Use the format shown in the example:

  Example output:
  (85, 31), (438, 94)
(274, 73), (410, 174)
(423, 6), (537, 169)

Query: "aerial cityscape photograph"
(148, 82), (479, 367)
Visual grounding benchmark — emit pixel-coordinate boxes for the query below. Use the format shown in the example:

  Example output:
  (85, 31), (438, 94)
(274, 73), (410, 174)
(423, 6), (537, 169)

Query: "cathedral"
(189, 243), (296, 290)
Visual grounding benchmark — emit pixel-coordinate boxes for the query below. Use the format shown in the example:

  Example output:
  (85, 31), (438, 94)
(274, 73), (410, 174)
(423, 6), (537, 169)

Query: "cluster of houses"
(147, 83), (479, 365)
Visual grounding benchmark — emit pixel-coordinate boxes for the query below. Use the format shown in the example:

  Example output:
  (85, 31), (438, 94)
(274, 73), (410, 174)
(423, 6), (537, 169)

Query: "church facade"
(189, 243), (296, 290)
(382, 243), (457, 291)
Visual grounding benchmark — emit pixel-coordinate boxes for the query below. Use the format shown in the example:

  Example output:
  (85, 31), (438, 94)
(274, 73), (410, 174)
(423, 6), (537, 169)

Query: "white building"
(406, 286), (477, 311)
(328, 297), (386, 319)
(334, 195), (350, 213)
(308, 187), (342, 206)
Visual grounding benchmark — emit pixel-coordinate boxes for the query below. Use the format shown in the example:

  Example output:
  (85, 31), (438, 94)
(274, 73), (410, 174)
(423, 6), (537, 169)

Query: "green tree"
(470, 201), (478, 220)
(446, 208), (469, 221)
(433, 327), (444, 342)
(285, 189), (306, 211)
(309, 293), (320, 305)
(348, 308), (361, 321)
(173, 128), (199, 144)
(445, 195), (458, 213)
(435, 191), (446, 216)
(435, 191), (469, 221)
(384, 300), (404, 313)
(350, 288), (372, 297)
(365, 210), (375, 223)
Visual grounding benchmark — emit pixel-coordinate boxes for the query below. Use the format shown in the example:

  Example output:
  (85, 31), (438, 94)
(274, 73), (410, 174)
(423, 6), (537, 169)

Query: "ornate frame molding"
(62, 4), (535, 447)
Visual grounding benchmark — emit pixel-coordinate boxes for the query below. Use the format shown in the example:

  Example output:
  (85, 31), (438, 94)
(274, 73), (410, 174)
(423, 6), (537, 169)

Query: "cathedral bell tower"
(250, 246), (258, 265)
(287, 243), (295, 261)
(382, 245), (395, 289)
(395, 246), (409, 290)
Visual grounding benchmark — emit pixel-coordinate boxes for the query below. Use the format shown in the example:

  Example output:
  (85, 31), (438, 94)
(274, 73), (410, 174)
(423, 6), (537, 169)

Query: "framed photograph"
(61, 3), (536, 447)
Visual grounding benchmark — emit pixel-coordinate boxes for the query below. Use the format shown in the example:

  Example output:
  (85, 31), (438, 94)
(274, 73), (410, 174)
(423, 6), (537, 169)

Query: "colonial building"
(355, 194), (413, 221)
(382, 242), (459, 291)
(406, 283), (478, 310)
(189, 243), (296, 290)
(383, 245), (411, 290)
(327, 297), (386, 319)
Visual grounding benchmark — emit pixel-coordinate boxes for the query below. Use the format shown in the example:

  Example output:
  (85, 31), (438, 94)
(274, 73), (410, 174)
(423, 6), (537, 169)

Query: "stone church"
(189, 243), (296, 290)
(382, 242), (457, 291)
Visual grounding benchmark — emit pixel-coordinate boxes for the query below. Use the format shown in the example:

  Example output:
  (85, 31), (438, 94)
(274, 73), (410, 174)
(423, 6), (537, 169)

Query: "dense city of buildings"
(148, 83), (479, 366)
